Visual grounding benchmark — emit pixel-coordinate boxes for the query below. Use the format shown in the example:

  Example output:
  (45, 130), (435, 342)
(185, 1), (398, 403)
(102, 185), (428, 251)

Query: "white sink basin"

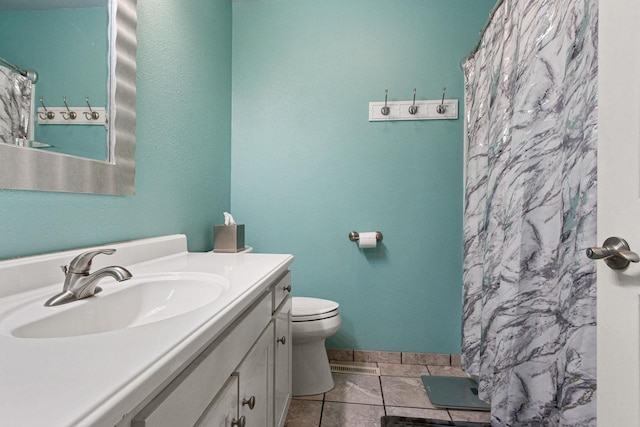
(6, 272), (230, 338)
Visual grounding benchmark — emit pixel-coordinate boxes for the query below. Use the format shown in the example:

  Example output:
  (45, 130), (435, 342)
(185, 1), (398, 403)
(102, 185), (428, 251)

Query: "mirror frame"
(0, 0), (136, 195)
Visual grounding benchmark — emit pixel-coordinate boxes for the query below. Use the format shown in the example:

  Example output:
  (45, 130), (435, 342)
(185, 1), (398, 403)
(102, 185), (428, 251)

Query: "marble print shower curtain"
(461, 1), (597, 426)
(0, 65), (33, 145)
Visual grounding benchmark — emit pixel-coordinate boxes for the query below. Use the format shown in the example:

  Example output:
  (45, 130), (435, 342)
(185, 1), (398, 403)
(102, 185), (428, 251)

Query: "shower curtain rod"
(466, 0), (505, 60)
(0, 56), (38, 83)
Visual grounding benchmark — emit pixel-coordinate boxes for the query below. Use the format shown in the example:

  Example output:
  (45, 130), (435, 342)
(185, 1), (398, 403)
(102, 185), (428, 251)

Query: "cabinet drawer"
(271, 271), (291, 313)
(132, 293), (271, 427)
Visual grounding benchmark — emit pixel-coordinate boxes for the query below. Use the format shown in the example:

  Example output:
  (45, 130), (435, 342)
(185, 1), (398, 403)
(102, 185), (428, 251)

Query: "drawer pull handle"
(283, 284), (291, 292)
(277, 336), (287, 345)
(231, 415), (246, 427)
(242, 395), (256, 410)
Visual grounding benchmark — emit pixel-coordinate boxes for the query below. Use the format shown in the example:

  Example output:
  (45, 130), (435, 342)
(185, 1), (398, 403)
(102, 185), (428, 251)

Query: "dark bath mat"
(381, 416), (491, 427)
(421, 376), (490, 411)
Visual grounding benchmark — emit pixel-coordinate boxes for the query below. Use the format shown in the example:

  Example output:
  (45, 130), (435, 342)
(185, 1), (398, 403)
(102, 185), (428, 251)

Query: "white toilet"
(291, 296), (342, 396)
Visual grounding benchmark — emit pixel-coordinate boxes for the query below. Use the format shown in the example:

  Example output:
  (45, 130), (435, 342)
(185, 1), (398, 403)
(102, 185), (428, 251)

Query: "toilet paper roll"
(358, 232), (378, 249)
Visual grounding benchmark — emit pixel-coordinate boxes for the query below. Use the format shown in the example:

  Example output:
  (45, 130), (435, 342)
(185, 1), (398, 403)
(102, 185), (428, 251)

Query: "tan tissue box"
(213, 224), (245, 253)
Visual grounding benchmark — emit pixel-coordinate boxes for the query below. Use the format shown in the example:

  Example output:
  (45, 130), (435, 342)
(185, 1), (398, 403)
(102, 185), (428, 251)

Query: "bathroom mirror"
(0, 0), (136, 195)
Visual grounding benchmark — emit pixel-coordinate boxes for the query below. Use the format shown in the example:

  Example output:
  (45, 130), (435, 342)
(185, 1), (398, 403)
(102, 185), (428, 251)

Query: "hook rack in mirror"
(37, 96), (106, 126)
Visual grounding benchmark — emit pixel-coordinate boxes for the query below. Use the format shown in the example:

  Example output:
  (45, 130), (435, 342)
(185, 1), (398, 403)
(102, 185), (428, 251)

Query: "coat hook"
(408, 88), (418, 115)
(61, 96), (77, 120)
(381, 89), (390, 116)
(436, 87), (447, 114)
(38, 96), (55, 120)
(83, 96), (100, 120)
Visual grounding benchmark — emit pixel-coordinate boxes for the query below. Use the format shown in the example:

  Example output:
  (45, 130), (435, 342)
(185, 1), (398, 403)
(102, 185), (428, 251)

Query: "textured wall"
(0, 0), (495, 355)
(0, 0), (232, 260)
(231, 0), (495, 353)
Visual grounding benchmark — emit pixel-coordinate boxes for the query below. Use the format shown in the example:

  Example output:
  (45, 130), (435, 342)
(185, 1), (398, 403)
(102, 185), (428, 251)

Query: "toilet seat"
(292, 297), (339, 322)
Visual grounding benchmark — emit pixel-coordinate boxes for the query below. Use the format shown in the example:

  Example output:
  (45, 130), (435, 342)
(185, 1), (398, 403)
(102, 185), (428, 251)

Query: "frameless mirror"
(0, 0), (136, 195)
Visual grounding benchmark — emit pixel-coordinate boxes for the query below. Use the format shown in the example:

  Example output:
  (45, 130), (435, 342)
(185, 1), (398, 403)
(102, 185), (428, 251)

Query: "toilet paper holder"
(348, 231), (383, 243)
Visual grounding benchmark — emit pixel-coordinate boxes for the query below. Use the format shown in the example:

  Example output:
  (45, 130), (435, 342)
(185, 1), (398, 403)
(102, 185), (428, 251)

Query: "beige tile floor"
(284, 362), (491, 427)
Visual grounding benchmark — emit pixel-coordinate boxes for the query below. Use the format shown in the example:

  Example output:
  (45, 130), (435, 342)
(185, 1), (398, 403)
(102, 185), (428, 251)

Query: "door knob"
(586, 237), (640, 270)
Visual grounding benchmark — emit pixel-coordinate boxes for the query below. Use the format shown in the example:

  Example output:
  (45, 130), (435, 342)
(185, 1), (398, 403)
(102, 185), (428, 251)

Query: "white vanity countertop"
(0, 235), (293, 426)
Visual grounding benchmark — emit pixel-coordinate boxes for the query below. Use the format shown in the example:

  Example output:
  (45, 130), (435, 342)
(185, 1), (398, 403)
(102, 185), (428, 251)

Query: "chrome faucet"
(44, 249), (132, 307)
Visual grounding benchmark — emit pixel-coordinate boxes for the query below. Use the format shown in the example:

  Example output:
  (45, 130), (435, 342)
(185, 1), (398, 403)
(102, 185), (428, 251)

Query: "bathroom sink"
(6, 272), (230, 338)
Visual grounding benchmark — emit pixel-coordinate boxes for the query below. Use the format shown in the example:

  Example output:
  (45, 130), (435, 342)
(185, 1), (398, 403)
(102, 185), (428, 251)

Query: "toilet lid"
(292, 297), (339, 321)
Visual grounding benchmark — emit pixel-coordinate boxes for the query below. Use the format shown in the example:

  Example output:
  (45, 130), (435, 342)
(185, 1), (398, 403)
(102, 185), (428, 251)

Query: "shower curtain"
(462, 1), (597, 426)
(0, 65), (34, 146)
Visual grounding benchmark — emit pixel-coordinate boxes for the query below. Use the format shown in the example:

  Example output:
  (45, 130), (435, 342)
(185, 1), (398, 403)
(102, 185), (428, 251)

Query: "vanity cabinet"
(130, 271), (292, 427)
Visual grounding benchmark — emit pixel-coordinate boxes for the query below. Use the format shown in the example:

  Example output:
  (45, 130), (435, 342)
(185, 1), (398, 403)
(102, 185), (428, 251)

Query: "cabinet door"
(238, 324), (274, 427)
(196, 375), (239, 427)
(273, 296), (291, 427)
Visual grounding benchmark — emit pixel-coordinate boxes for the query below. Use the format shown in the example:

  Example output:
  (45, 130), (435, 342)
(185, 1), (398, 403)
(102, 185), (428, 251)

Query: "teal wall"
(0, 0), (232, 259)
(0, 0), (494, 355)
(0, 8), (109, 160)
(231, 0), (494, 353)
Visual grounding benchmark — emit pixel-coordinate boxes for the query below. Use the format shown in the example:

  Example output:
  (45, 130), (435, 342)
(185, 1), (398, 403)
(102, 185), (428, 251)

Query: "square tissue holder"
(213, 224), (245, 253)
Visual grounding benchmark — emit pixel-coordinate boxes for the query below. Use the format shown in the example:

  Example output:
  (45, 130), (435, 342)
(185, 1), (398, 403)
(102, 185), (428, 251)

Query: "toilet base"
(292, 339), (334, 396)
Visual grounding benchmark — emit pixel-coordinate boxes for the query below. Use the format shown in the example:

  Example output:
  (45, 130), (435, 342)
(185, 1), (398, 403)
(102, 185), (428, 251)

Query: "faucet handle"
(68, 249), (116, 274)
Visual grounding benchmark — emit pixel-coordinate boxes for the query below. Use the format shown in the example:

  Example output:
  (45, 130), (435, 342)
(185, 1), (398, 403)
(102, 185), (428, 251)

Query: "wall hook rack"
(37, 96), (107, 127)
(368, 87), (458, 121)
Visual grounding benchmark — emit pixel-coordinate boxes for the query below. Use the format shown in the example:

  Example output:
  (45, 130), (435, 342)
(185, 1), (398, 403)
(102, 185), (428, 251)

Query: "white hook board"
(369, 99), (458, 121)
(37, 107), (107, 126)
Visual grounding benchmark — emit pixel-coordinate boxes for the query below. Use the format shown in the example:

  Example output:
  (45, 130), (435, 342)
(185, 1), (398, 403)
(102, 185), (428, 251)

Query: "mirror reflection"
(0, 0), (109, 161)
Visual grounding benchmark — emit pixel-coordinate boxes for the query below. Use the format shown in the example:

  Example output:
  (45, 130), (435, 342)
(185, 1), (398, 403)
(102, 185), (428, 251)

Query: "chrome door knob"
(586, 237), (640, 270)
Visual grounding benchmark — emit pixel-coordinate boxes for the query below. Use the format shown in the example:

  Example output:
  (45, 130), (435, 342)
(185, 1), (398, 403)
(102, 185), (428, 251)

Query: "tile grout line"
(317, 392), (326, 427)
(378, 372), (388, 417)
